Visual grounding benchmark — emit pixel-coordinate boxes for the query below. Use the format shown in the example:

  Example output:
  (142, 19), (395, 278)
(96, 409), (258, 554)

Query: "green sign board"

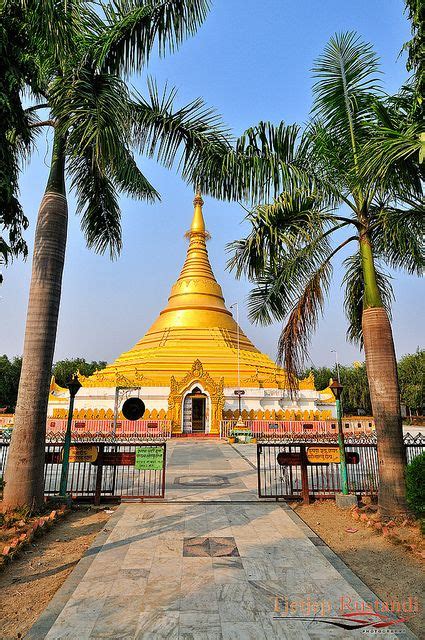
(135, 446), (164, 470)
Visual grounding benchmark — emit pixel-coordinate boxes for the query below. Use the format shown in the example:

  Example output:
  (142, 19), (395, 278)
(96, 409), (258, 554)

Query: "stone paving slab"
(164, 441), (259, 502)
(28, 441), (417, 639)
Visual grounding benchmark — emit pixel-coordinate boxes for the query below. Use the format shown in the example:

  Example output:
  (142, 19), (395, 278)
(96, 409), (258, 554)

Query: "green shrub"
(405, 452), (425, 517)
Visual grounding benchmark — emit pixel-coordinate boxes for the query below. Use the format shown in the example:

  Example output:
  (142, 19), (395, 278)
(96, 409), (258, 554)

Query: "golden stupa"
(82, 193), (295, 390)
(49, 194), (328, 434)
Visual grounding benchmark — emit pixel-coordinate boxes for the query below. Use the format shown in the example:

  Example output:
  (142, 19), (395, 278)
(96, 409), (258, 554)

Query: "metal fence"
(0, 440), (7, 484)
(1, 438), (166, 503)
(257, 434), (424, 500)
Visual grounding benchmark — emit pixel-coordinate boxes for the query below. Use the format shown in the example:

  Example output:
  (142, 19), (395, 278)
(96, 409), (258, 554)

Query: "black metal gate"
(257, 436), (424, 500)
(2, 439), (166, 503)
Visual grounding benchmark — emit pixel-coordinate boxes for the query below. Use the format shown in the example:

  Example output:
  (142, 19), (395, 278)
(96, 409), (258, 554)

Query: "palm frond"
(21, 0), (89, 71)
(312, 31), (381, 131)
(0, 235), (11, 283)
(59, 67), (163, 255)
(193, 120), (313, 203)
(370, 205), (425, 275)
(304, 119), (354, 200)
(277, 261), (333, 385)
(0, 2), (33, 264)
(245, 274), (288, 326)
(69, 151), (122, 259)
(343, 251), (394, 345)
(131, 79), (229, 179)
(366, 125), (424, 182)
(227, 188), (330, 280)
(311, 30), (381, 194)
(10, 104), (47, 164)
(0, 236), (9, 262)
(94, 0), (210, 76)
(227, 191), (357, 376)
(109, 144), (160, 201)
(51, 68), (132, 166)
(230, 200), (340, 382)
(361, 91), (424, 194)
(245, 237), (332, 327)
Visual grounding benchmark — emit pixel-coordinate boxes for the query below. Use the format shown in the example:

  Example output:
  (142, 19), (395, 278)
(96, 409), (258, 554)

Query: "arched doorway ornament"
(168, 360), (225, 434)
(182, 383), (209, 433)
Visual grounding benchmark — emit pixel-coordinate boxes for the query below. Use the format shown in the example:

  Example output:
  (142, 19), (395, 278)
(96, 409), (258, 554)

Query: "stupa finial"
(193, 186), (204, 207)
(190, 188), (206, 234)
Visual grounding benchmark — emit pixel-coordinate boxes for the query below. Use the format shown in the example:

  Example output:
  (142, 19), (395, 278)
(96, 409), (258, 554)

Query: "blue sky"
(1, 0), (423, 368)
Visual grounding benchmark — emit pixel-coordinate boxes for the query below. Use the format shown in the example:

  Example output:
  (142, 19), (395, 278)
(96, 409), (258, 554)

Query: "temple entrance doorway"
(182, 387), (208, 433)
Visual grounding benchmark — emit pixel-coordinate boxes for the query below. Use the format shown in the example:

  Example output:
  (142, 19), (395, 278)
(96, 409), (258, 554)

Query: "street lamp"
(59, 374), (82, 497)
(330, 349), (340, 382)
(329, 379), (349, 496)
(230, 302), (243, 416)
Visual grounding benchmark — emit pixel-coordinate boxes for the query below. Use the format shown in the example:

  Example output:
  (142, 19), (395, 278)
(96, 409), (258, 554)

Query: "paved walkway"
(164, 440), (258, 501)
(28, 441), (416, 639)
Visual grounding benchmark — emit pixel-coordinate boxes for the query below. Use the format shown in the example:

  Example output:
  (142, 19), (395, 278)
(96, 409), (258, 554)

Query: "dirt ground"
(0, 506), (113, 640)
(293, 501), (425, 638)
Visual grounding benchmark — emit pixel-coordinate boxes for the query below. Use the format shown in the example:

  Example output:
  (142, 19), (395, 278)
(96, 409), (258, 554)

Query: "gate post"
(160, 442), (167, 498)
(256, 444), (262, 498)
(300, 445), (310, 504)
(94, 444), (104, 506)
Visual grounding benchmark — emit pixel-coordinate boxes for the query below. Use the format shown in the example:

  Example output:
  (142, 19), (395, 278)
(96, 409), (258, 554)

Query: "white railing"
(219, 419), (374, 438)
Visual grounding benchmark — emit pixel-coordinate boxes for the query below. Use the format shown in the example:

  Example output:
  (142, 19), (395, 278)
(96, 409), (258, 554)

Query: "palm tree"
(195, 33), (424, 517)
(3, 0), (229, 510)
(0, 2), (32, 282)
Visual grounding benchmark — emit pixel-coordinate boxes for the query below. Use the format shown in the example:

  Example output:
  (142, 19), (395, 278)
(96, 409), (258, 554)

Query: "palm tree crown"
(4, 0), (228, 259)
(196, 32), (424, 378)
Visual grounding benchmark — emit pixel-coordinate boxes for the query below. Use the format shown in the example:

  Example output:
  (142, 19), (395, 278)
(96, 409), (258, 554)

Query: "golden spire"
(86, 195), (298, 392)
(147, 192), (232, 331)
(190, 190), (205, 234)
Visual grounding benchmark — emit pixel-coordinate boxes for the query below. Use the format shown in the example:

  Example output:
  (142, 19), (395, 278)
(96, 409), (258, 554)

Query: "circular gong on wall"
(122, 397), (145, 421)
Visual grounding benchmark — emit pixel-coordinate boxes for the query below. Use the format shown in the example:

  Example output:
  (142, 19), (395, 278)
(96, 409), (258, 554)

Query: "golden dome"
(84, 195), (312, 389)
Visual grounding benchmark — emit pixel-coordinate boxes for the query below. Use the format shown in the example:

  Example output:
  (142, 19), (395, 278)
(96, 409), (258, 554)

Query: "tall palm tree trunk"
(4, 132), (67, 510)
(360, 235), (407, 517)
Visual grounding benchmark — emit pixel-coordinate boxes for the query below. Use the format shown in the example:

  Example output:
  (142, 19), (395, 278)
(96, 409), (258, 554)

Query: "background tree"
(4, 0), (229, 510)
(0, 356), (108, 411)
(303, 366), (334, 392)
(398, 349), (425, 415)
(305, 363), (372, 415)
(196, 33), (424, 516)
(0, 356), (22, 413)
(339, 364), (372, 415)
(52, 359), (107, 388)
(403, 0), (424, 109)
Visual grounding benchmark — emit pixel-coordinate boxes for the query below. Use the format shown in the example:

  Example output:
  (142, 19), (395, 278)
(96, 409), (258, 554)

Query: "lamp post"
(330, 349), (340, 382)
(59, 374), (82, 497)
(329, 379), (349, 496)
(230, 302), (242, 416)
